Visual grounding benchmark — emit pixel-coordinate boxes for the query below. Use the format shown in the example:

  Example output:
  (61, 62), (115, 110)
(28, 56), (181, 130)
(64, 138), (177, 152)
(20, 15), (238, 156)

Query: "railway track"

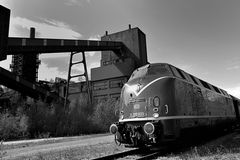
(92, 146), (169, 160)
(91, 148), (141, 160)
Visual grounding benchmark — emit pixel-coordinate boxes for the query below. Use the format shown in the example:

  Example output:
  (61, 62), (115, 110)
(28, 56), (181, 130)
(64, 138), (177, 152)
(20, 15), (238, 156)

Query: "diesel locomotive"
(109, 63), (240, 147)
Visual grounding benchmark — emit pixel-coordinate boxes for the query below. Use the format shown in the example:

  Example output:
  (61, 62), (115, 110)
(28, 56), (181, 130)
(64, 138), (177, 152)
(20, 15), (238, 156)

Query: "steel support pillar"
(64, 51), (91, 108)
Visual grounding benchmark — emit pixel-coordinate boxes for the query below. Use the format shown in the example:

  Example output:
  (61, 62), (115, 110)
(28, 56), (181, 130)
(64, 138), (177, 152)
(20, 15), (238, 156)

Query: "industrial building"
(67, 26), (148, 105)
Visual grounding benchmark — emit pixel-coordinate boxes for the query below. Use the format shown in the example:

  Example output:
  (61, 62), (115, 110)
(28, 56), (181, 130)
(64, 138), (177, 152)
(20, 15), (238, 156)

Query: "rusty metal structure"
(11, 28), (40, 83)
(64, 51), (91, 107)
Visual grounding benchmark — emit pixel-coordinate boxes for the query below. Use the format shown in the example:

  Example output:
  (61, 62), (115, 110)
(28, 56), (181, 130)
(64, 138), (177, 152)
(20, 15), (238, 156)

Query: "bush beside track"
(0, 95), (119, 141)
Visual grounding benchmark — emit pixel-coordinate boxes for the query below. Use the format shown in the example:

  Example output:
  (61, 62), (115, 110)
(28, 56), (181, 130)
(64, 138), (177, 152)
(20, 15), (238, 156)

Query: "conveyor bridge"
(0, 5), (132, 104)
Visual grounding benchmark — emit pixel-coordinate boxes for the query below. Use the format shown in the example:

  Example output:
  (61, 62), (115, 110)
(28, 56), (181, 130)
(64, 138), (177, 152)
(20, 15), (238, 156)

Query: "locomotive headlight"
(143, 122), (155, 135)
(153, 96), (160, 107)
(109, 124), (118, 134)
(153, 113), (159, 118)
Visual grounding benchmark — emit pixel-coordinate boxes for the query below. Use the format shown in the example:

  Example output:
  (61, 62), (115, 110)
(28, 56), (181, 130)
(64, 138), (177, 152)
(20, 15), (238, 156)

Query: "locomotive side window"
(191, 76), (202, 86)
(220, 89), (229, 97)
(212, 85), (221, 94)
(223, 90), (229, 97)
(189, 74), (199, 85)
(199, 79), (211, 90)
(170, 66), (182, 78)
(175, 68), (186, 80)
(182, 71), (195, 84)
(207, 84), (216, 92)
(219, 89), (225, 95)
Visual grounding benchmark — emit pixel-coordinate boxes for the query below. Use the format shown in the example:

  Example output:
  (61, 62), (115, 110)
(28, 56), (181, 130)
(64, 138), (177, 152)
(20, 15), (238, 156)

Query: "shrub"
(91, 99), (119, 132)
(55, 99), (94, 136)
(0, 112), (29, 140)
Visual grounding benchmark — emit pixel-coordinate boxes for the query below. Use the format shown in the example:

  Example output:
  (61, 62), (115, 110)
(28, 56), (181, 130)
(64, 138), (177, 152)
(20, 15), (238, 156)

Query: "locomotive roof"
(141, 63), (231, 98)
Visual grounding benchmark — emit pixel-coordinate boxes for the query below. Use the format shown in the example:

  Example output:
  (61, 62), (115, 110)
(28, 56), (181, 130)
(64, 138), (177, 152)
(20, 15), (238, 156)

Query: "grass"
(0, 141), (7, 159)
(157, 132), (240, 160)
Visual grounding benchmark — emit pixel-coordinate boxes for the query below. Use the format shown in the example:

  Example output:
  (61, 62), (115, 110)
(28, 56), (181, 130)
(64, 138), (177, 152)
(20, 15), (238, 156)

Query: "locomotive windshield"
(129, 63), (173, 81)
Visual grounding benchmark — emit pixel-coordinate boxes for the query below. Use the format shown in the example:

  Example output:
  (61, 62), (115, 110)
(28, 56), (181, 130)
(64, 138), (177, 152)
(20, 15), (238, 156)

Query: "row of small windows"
(93, 93), (120, 103)
(92, 78), (127, 91)
(169, 65), (229, 97)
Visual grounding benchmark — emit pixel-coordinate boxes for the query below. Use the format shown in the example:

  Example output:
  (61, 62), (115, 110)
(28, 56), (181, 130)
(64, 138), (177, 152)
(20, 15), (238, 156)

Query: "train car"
(109, 63), (239, 147)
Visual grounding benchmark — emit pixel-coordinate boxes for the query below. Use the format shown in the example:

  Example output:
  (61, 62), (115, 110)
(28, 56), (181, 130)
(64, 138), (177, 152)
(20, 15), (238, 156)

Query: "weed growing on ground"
(178, 145), (236, 160)
(0, 140), (7, 159)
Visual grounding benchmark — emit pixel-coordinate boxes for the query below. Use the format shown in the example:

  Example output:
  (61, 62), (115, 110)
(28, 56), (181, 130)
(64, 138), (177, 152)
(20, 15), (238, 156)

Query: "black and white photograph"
(0, 0), (240, 159)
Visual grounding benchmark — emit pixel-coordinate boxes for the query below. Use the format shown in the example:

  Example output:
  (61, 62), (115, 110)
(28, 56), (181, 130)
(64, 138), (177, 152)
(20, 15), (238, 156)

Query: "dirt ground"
(0, 134), (132, 160)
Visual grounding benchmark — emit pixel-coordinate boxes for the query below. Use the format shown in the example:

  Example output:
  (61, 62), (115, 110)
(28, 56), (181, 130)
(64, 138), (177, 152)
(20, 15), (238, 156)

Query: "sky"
(0, 0), (240, 98)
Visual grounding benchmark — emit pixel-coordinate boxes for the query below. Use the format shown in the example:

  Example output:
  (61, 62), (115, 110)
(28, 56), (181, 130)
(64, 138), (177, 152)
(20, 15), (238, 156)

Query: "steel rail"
(91, 148), (142, 160)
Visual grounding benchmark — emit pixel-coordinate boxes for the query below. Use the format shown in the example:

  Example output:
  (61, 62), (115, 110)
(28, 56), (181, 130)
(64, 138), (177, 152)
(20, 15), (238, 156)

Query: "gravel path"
(1, 134), (129, 160)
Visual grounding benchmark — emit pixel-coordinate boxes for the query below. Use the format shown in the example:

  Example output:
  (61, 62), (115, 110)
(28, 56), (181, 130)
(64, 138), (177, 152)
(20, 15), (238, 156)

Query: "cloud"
(225, 57), (240, 71)
(10, 16), (82, 39)
(0, 56), (12, 71)
(226, 85), (240, 98)
(7, 16), (83, 79)
(227, 65), (240, 70)
(40, 56), (69, 74)
(38, 62), (67, 81)
(5, 16), (100, 82)
(64, 0), (82, 6)
(39, 55), (100, 81)
(64, 0), (91, 6)
(40, 53), (70, 59)
(88, 35), (100, 41)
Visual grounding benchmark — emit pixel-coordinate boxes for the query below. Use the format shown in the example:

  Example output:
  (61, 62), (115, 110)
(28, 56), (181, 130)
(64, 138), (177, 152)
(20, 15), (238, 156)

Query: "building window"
(109, 79), (124, 88)
(93, 81), (108, 90)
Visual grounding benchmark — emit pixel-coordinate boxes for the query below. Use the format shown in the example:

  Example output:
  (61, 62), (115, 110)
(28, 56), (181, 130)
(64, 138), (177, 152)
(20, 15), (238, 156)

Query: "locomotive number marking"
(130, 112), (145, 118)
